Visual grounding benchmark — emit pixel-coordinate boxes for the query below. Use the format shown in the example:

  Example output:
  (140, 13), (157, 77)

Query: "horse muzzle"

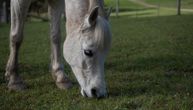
(81, 88), (108, 99)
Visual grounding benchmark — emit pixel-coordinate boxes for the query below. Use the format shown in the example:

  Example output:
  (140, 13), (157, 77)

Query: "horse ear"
(88, 6), (99, 26)
(106, 7), (112, 20)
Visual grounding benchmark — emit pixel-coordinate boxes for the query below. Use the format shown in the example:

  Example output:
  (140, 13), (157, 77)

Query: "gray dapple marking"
(5, 0), (111, 98)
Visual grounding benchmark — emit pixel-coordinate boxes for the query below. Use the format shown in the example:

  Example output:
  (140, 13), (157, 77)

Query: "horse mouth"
(81, 88), (108, 99)
(81, 89), (88, 98)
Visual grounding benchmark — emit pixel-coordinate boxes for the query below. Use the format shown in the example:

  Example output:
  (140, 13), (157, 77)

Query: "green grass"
(1, 14), (193, 109)
(105, 0), (193, 18)
(105, 0), (145, 9)
(105, 0), (193, 9)
(144, 0), (193, 9)
(105, 0), (148, 13)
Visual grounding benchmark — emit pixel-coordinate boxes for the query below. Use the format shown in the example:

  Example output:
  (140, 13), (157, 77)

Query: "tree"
(0, 0), (10, 23)
(116, 0), (119, 17)
(177, 0), (181, 15)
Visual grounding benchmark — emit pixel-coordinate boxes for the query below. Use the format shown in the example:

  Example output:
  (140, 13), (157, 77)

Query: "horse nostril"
(91, 88), (97, 97)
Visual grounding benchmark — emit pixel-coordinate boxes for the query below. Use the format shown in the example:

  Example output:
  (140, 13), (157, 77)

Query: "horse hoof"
(56, 78), (73, 90)
(8, 82), (27, 91)
(7, 75), (27, 91)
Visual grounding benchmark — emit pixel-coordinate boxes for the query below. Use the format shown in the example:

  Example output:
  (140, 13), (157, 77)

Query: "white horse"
(5, 0), (111, 98)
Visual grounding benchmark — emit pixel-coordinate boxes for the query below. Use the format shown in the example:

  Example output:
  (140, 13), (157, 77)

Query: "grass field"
(105, 0), (193, 9)
(105, 0), (193, 17)
(105, 0), (146, 11)
(144, 0), (193, 9)
(1, 13), (193, 109)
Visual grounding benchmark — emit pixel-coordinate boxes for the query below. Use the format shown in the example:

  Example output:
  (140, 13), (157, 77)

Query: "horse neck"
(65, 0), (89, 34)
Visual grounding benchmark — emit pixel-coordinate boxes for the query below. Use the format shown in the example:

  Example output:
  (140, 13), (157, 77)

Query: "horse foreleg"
(5, 0), (31, 91)
(48, 0), (72, 89)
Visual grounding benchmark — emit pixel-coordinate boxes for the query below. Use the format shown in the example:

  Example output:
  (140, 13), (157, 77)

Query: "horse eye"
(84, 50), (93, 57)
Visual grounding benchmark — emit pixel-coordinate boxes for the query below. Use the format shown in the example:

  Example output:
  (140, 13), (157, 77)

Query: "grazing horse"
(5, 0), (111, 98)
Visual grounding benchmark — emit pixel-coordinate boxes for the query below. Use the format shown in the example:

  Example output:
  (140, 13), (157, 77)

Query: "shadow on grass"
(108, 68), (193, 98)
(106, 55), (193, 73)
(0, 63), (50, 84)
(106, 14), (193, 98)
(0, 62), (78, 88)
(107, 49), (193, 98)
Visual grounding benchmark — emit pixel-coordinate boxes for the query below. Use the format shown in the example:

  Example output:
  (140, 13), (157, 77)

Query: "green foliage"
(1, 14), (193, 109)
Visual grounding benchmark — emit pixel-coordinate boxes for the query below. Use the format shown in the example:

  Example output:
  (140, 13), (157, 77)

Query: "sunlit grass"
(144, 0), (193, 9)
(106, 0), (193, 17)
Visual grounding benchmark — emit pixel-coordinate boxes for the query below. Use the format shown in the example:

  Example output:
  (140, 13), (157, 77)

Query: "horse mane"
(94, 16), (111, 52)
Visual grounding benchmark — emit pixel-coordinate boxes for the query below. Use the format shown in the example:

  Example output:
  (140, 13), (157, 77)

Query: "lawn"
(105, 0), (146, 11)
(1, 14), (193, 109)
(143, 0), (193, 9)
(105, 0), (193, 9)
(105, 0), (193, 17)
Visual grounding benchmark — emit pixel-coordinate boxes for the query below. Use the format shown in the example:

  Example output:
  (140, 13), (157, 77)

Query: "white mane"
(94, 16), (111, 52)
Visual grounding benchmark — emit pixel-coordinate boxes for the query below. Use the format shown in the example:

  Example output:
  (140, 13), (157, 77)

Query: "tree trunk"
(0, 2), (6, 23)
(177, 0), (181, 15)
(116, 0), (119, 17)
(0, 1), (3, 23)
(6, 0), (10, 23)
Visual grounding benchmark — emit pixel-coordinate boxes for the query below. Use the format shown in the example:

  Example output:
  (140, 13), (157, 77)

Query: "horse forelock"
(93, 16), (111, 52)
